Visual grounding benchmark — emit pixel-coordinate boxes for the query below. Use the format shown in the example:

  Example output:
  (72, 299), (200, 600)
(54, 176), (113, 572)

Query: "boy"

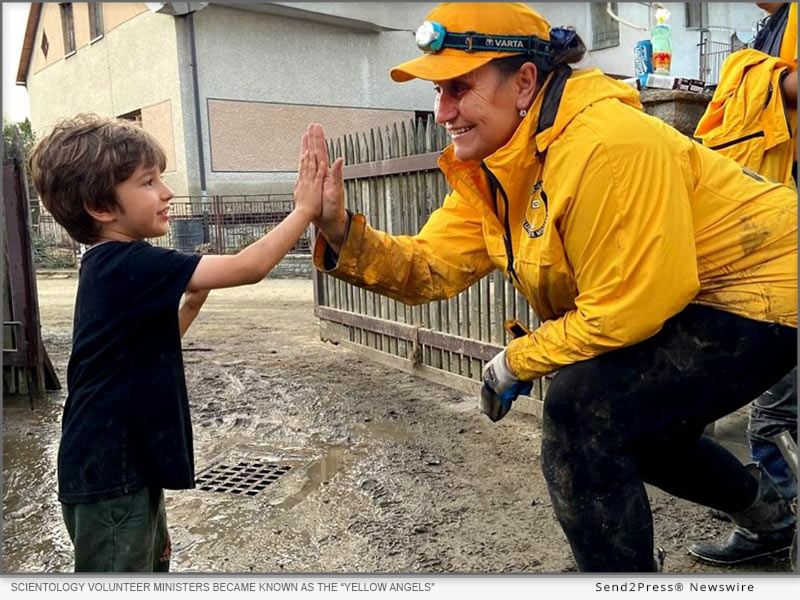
(28, 114), (324, 572)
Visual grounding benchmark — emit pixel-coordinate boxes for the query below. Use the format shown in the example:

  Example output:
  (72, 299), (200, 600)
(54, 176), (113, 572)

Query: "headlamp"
(413, 20), (552, 57)
(416, 21), (446, 53)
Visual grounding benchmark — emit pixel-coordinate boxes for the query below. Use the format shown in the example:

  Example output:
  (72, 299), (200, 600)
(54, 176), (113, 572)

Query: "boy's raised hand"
(293, 141), (324, 220)
(186, 136), (324, 292)
(305, 123), (347, 254)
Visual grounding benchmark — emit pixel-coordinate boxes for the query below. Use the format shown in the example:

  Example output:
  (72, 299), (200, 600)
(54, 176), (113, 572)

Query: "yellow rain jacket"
(314, 69), (797, 381)
(694, 49), (795, 187)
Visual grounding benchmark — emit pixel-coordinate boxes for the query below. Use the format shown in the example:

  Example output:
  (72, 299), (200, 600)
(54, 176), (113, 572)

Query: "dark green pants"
(62, 487), (171, 572)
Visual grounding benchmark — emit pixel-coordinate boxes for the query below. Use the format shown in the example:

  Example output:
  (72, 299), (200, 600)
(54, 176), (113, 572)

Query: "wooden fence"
(314, 117), (546, 416)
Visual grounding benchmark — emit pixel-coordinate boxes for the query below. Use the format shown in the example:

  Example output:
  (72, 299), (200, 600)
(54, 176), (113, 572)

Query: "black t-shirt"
(58, 241), (202, 504)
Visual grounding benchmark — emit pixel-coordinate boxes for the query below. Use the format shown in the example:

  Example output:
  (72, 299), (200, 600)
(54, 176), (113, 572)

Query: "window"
(685, 2), (709, 29)
(591, 2), (620, 51)
(41, 30), (49, 58)
(60, 3), (76, 55)
(89, 3), (104, 40)
(118, 109), (142, 124)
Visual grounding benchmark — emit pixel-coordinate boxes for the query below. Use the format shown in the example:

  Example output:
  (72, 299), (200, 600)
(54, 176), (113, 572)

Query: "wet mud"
(2, 276), (791, 573)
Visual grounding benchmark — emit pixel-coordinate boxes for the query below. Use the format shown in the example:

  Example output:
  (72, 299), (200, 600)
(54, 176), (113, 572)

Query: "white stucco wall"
(247, 2), (432, 31)
(533, 2), (764, 80)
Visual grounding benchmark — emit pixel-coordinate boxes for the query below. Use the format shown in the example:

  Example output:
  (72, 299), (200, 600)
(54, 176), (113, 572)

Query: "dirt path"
(2, 275), (791, 573)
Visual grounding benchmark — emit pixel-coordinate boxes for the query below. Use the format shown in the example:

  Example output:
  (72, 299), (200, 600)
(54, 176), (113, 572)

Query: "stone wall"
(640, 89), (712, 138)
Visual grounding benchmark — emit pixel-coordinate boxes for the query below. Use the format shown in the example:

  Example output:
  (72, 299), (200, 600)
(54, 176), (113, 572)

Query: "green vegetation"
(32, 236), (75, 269)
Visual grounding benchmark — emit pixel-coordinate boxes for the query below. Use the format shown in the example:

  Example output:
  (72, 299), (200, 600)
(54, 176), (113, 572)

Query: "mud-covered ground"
(2, 274), (792, 573)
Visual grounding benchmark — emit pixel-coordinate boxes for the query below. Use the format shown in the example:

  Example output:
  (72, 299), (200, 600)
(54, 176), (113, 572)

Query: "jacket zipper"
(709, 130), (765, 151)
(481, 163), (521, 285)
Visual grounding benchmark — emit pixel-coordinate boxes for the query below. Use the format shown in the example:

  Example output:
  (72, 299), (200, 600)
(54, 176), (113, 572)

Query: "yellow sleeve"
(313, 190), (494, 305)
(780, 3), (797, 68)
(506, 128), (701, 381)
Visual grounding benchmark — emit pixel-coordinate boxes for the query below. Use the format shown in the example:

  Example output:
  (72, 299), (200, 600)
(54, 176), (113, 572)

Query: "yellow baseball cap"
(390, 3), (553, 83)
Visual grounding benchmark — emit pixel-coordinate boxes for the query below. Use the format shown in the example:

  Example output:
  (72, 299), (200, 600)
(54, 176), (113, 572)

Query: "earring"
(519, 109), (528, 117)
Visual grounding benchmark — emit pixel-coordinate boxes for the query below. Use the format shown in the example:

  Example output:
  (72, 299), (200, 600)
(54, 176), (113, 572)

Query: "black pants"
(540, 304), (796, 572)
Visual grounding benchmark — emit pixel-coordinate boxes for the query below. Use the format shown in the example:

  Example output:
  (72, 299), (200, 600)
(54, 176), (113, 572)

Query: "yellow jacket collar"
(438, 68), (643, 202)
(533, 68), (643, 152)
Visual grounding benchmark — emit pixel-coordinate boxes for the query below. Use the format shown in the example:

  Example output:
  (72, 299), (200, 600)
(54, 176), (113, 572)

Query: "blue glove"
(479, 349), (533, 422)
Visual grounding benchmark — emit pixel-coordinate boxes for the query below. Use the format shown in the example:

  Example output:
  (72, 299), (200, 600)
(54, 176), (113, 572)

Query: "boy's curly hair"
(28, 114), (167, 244)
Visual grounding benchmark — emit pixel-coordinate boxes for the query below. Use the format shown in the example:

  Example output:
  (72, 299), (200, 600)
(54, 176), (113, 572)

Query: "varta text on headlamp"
(415, 20), (552, 57)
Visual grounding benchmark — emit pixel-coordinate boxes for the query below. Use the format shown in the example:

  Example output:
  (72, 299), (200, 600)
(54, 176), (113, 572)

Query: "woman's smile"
(447, 124), (475, 139)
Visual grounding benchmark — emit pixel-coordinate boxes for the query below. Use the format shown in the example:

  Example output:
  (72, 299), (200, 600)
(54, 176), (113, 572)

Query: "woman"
(306, 3), (797, 571)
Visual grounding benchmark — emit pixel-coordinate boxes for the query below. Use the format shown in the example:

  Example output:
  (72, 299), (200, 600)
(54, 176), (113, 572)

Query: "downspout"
(186, 11), (207, 197)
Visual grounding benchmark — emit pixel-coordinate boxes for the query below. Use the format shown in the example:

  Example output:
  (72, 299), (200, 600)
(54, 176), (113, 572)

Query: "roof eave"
(16, 3), (42, 87)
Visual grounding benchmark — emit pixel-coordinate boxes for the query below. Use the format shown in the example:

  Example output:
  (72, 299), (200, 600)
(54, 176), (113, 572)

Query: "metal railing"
(32, 194), (312, 263)
(698, 30), (750, 86)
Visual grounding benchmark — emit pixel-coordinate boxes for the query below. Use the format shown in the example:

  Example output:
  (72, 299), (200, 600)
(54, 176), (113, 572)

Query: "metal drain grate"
(196, 460), (293, 496)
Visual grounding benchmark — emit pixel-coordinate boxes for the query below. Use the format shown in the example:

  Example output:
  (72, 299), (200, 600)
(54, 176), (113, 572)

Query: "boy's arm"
(186, 150), (323, 292)
(179, 289), (209, 337)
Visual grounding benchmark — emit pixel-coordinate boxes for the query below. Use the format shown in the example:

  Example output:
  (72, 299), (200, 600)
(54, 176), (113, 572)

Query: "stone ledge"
(640, 88), (712, 137)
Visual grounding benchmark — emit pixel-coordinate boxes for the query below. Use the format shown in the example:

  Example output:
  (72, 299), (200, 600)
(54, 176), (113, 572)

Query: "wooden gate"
(3, 148), (60, 403)
(314, 117), (545, 416)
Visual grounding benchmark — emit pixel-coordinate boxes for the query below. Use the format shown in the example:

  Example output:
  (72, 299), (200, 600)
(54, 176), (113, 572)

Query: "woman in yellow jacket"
(308, 3), (797, 571)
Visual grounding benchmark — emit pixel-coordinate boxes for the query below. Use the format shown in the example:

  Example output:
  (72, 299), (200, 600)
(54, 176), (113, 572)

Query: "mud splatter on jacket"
(314, 69), (797, 381)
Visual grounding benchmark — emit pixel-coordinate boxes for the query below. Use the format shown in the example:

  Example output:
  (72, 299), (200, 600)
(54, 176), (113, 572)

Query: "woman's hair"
(492, 32), (587, 85)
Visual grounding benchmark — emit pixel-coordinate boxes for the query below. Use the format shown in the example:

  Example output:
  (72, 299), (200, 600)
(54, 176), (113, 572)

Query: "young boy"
(28, 114), (324, 572)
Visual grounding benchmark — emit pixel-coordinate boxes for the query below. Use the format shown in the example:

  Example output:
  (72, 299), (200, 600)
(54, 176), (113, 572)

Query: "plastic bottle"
(634, 40), (653, 87)
(651, 7), (671, 75)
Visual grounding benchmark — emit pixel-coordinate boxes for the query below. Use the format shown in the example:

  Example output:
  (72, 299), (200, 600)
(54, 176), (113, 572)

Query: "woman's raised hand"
(305, 123), (348, 254)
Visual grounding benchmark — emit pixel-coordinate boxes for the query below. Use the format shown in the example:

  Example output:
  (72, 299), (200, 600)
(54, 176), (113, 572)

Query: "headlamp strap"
(442, 31), (552, 56)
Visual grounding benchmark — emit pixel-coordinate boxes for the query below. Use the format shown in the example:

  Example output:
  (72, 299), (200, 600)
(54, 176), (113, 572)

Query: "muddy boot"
(688, 465), (796, 565)
(708, 508), (731, 522)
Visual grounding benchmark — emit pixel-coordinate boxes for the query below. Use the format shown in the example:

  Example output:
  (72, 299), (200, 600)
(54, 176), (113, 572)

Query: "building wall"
(187, 3), (435, 195)
(207, 100), (414, 173)
(31, 2), (70, 73)
(142, 100), (177, 174)
(533, 2), (764, 80)
(26, 4), (190, 194)
(31, 3), (149, 74)
(103, 2), (151, 32)
(265, 2), (433, 31)
(24, 2), (767, 201)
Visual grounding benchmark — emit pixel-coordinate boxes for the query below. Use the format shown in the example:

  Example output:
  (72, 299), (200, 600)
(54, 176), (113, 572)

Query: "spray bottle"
(651, 7), (672, 75)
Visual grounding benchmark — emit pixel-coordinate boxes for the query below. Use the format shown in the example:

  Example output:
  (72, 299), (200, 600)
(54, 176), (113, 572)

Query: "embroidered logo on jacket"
(523, 181), (548, 238)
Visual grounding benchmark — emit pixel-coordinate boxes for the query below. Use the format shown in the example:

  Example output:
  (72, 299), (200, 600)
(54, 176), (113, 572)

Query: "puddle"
(362, 421), (410, 444)
(276, 444), (351, 510)
(3, 396), (74, 572)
